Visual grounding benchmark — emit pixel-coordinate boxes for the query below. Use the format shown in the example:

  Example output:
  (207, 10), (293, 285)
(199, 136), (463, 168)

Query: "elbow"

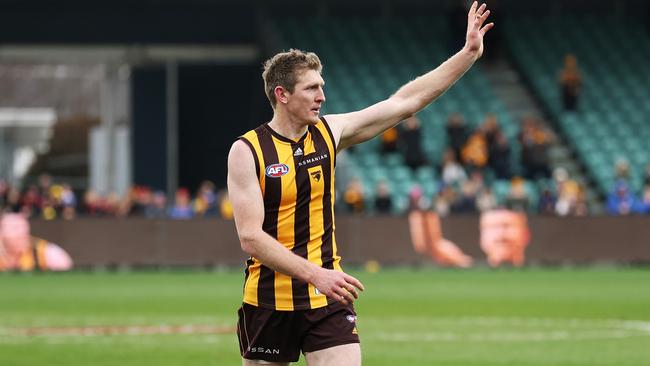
(238, 230), (259, 256)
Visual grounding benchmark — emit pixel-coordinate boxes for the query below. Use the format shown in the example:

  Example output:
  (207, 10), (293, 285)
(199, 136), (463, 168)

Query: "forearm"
(393, 47), (479, 115)
(241, 230), (320, 284)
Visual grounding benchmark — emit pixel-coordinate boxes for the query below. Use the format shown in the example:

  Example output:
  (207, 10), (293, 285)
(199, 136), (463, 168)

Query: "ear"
(274, 86), (289, 105)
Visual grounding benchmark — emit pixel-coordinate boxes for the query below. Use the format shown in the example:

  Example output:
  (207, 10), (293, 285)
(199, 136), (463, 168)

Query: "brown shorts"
(237, 301), (360, 363)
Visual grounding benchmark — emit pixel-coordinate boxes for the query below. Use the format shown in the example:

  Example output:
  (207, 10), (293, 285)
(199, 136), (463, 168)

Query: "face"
(279, 69), (325, 125)
(480, 210), (530, 252)
(0, 214), (31, 254)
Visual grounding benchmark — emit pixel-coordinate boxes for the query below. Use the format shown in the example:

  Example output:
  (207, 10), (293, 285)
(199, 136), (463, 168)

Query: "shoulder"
(228, 140), (256, 169)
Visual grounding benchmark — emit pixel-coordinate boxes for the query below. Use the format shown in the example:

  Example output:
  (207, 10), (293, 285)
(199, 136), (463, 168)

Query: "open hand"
(465, 1), (494, 58)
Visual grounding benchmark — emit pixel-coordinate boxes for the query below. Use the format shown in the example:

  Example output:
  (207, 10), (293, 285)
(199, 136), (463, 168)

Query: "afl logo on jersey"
(265, 163), (289, 178)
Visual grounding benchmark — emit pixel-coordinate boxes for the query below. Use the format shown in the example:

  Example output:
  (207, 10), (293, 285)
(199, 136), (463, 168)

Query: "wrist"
(304, 263), (322, 284)
(461, 45), (481, 61)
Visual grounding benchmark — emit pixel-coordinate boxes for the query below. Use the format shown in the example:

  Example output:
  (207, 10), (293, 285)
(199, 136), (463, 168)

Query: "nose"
(316, 87), (326, 103)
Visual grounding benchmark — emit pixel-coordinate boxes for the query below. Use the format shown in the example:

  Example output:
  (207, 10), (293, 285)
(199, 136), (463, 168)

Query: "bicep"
(227, 141), (265, 239)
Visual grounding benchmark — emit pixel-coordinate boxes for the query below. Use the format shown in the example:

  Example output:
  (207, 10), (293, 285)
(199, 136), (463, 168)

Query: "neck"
(268, 108), (309, 141)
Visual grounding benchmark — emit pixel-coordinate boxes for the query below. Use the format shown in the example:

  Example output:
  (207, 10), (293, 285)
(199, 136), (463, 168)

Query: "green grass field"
(1, 267), (649, 365)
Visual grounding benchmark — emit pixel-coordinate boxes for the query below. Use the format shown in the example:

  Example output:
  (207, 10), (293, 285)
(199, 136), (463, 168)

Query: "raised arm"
(325, 1), (494, 151)
(227, 140), (364, 304)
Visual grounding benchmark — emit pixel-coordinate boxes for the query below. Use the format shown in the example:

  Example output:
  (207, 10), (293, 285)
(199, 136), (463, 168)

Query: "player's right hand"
(311, 267), (364, 305)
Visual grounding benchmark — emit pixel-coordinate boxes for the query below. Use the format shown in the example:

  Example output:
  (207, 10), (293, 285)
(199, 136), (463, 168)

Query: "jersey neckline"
(263, 122), (311, 144)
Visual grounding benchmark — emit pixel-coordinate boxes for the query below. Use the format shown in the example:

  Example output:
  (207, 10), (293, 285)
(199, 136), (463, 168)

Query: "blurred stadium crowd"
(0, 176), (233, 220)
(338, 112), (650, 217)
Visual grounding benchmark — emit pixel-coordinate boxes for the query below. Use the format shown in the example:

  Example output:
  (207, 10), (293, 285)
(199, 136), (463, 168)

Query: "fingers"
(336, 286), (356, 305)
(476, 3), (487, 17)
(468, 2), (492, 32)
(315, 270), (365, 305)
(478, 9), (491, 27)
(468, 1), (478, 19)
(480, 22), (495, 36)
(344, 274), (365, 292)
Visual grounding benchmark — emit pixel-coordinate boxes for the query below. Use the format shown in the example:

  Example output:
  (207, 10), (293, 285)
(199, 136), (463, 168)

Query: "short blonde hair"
(262, 49), (322, 109)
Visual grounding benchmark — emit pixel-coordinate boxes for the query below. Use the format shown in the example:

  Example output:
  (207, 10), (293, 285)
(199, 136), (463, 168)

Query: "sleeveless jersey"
(0, 237), (48, 272)
(238, 118), (341, 311)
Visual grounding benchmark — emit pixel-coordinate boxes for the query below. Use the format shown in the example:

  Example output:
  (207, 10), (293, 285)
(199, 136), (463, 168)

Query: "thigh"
(305, 343), (361, 366)
(237, 304), (301, 363)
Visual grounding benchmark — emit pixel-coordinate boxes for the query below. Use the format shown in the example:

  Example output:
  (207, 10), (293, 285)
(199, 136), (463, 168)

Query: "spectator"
(559, 53), (582, 111)
(461, 126), (488, 171)
(482, 113), (500, 150)
(399, 115), (426, 171)
(505, 177), (529, 212)
(374, 181), (393, 214)
(20, 185), (42, 218)
(434, 185), (457, 217)
(218, 190), (234, 220)
(441, 148), (467, 187)
(476, 187), (498, 212)
(606, 181), (637, 216)
(60, 184), (77, 220)
(452, 180), (478, 214)
(519, 117), (551, 180)
(128, 186), (152, 216)
(489, 131), (512, 180)
(380, 127), (399, 154)
(553, 167), (580, 216)
(6, 187), (21, 213)
(408, 186), (428, 211)
(169, 188), (194, 219)
(0, 179), (8, 208)
(614, 158), (631, 184)
(573, 187), (590, 216)
(145, 190), (168, 219)
(343, 179), (365, 214)
(446, 113), (468, 162)
(538, 187), (557, 215)
(37, 174), (53, 202)
(104, 192), (121, 217)
(194, 180), (218, 217)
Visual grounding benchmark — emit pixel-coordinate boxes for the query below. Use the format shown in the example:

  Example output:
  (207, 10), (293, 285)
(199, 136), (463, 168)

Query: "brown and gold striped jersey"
(0, 238), (48, 272)
(238, 118), (342, 311)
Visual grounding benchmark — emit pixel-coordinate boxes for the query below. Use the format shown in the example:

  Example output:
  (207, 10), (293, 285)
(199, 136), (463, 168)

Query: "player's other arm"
(325, 1), (493, 151)
(227, 140), (364, 303)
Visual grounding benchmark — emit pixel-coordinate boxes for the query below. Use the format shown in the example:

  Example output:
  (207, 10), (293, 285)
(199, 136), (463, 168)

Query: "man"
(228, 3), (492, 364)
(479, 209), (530, 267)
(0, 213), (73, 271)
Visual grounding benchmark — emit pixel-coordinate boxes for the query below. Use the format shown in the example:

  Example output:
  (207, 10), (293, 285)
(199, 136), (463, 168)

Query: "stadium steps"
(481, 59), (544, 121)
(481, 58), (601, 209)
(504, 15), (650, 201)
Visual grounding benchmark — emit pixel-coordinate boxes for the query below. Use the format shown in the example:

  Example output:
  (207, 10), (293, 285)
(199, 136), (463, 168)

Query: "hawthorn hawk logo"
(310, 170), (322, 182)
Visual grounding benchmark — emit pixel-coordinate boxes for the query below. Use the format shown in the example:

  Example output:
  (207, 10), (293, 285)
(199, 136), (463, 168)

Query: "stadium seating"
(505, 15), (650, 196)
(274, 16), (535, 213)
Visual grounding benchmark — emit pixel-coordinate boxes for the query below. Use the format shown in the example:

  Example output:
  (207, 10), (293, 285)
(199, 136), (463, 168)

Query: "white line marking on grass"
(376, 330), (645, 343)
(368, 316), (650, 343)
(0, 324), (236, 338)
